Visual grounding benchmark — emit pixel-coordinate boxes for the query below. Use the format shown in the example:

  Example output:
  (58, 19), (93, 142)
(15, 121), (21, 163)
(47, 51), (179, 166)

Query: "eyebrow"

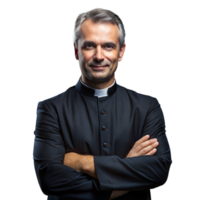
(82, 41), (117, 48)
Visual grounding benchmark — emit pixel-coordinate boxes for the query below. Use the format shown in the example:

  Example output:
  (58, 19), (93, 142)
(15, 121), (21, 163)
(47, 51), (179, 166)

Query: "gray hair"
(73, 8), (126, 49)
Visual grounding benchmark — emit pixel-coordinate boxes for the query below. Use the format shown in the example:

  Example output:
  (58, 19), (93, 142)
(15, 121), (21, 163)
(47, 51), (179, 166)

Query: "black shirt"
(33, 78), (172, 200)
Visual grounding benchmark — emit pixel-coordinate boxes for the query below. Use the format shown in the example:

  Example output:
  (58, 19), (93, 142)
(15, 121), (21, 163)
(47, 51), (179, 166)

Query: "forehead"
(79, 19), (120, 44)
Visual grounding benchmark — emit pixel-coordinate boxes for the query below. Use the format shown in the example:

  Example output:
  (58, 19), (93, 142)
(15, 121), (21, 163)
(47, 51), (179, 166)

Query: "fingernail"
(154, 142), (158, 145)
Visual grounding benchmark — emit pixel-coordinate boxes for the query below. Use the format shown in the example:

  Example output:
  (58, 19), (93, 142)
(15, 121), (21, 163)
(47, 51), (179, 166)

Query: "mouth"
(91, 65), (108, 71)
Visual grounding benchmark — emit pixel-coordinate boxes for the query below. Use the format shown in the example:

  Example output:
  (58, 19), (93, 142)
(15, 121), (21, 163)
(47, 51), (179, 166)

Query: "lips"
(91, 65), (108, 70)
(93, 65), (106, 68)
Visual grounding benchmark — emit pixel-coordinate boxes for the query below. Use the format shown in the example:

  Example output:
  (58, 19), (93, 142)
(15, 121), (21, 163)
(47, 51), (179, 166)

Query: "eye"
(85, 44), (92, 48)
(106, 45), (113, 49)
(83, 44), (114, 50)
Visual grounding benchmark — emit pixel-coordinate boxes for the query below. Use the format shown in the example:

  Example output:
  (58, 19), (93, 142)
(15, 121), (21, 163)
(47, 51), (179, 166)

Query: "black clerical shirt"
(33, 78), (172, 200)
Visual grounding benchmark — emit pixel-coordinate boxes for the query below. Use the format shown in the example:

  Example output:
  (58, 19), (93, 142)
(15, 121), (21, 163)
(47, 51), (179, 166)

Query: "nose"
(94, 46), (104, 62)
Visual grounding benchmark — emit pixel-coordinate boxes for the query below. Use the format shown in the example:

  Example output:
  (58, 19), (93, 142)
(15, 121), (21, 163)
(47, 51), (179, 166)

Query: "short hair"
(73, 8), (126, 49)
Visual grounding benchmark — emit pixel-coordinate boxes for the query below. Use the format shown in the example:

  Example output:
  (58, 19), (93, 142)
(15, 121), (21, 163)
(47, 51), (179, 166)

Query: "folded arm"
(63, 152), (130, 199)
(62, 98), (171, 196)
(90, 98), (172, 191)
(33, 101), (112, 200)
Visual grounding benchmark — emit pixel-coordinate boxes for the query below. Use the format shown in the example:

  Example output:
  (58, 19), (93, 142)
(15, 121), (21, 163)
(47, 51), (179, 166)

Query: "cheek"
(80, 51), (94, 63)
(105, 52), (119, 64)
(108, 55), (119, 72)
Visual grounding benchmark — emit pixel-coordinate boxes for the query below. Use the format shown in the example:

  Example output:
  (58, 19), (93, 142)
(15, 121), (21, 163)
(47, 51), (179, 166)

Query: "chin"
(91, 74), (113, 82)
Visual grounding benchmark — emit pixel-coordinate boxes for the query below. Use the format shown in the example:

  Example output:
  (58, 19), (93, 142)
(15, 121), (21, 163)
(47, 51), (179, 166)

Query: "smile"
(91, 65), (108, 70)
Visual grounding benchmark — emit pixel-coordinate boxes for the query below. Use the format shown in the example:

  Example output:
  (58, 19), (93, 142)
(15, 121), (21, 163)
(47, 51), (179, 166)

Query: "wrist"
(77, 155), (85, 173)
(79, 155), (97, 178)
(63, 152), (83, 173)
(79, 155), (93, 173)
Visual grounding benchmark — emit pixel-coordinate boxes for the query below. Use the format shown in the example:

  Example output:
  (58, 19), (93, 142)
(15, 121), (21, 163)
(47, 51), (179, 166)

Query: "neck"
(80, 76), (115, 90)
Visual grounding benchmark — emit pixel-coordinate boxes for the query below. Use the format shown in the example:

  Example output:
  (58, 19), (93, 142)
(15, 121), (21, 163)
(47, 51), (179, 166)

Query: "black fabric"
(33, 78), (172, 200)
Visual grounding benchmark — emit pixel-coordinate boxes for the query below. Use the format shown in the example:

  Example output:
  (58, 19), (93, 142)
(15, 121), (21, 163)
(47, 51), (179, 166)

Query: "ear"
(118, 44), (126, 62)
(74, 43), (79, 60)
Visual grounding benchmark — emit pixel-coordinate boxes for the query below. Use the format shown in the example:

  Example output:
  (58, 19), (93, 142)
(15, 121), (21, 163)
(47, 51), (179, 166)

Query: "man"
(33, 8), (172, 200)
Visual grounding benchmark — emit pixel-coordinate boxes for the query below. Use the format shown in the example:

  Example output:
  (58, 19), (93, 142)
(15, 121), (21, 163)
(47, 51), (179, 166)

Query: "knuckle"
(142, 148), (146, 153)
(150, 139), (155, 143)
(140, 143), (144, 148)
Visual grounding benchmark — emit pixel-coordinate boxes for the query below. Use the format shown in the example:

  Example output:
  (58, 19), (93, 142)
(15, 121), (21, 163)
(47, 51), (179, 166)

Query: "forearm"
(80, 157), (130, 199)
(63, 152), (98, 179)
(81, 155), (99, 179)
(64, 152), (130, 199)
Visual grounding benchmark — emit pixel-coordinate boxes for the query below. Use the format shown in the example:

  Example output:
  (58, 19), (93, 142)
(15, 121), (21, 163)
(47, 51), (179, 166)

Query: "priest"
(33, 8), (172, 200)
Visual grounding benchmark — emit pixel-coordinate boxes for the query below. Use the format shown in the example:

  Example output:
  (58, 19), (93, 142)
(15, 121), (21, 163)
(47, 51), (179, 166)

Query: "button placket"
(100, 110), (108, 115)
(99, 99), (111, 153)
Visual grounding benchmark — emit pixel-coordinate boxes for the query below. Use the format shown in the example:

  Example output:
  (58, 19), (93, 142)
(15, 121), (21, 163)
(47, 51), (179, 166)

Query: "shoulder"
(117, 84), (159, 107)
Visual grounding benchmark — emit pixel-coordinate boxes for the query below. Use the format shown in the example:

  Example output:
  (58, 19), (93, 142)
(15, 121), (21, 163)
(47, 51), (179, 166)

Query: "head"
(73, 8), (126, 88)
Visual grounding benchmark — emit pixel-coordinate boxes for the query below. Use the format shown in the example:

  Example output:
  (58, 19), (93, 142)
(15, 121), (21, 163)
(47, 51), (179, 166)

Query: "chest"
(60, 95), (145, 157)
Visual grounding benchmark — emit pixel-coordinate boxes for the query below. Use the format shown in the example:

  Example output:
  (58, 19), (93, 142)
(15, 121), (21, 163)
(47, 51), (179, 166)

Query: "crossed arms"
(63, 152), (127, 199)
(63, 135), (159, 199)
(32, 98), (171, 200)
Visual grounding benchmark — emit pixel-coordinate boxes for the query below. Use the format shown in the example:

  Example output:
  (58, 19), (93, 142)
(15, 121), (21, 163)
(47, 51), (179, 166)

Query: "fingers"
(145, 142), (159, 155)
(135, 137), (158, 152)
(138, 141), (159, 156)
(135, 135), (150, 146)
(129, 135), (159, 157)
(145, 148), (157, 156)
(136, 138), (159, 155)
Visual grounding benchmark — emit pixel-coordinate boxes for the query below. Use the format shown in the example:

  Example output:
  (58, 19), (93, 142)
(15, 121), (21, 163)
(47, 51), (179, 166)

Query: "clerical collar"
(75, 77), (117, 97)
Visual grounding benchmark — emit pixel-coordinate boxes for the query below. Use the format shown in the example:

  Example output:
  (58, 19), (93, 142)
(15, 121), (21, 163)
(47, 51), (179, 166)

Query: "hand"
(126, 135), (159, 158)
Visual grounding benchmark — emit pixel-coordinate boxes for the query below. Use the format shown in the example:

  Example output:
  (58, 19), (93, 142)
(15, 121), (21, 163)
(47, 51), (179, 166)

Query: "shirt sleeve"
(33, 101), (112, 200)
(93, 97), (172, 191)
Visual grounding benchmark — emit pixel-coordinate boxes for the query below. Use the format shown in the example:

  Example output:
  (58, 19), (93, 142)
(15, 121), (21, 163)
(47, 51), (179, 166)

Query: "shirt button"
(102, 126), (106, 130)
(100, 98), (107, 102)
(100, 111), (105, 115)
(103, 142), (107, 147)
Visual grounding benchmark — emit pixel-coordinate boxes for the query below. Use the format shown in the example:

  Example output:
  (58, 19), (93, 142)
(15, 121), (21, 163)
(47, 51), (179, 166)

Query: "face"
(74, 19), (126, 86)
